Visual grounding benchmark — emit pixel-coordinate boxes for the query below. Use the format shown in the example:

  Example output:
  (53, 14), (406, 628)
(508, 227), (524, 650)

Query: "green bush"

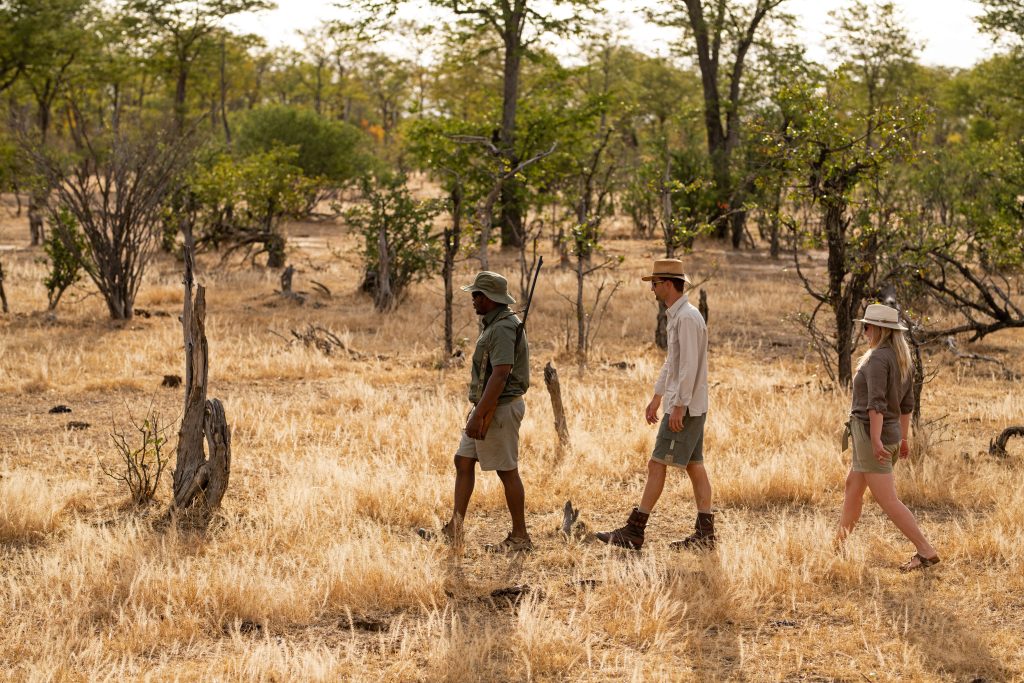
(234, 105), (375, 188)
(41, 208), (85, 311)
(189, 147), (316, 267)
(346, 174), (443, 311)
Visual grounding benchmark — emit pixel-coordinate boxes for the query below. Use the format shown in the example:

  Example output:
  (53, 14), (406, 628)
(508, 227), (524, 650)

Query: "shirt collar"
(482, 305), (510, 327)
(666, 294), (689, 318)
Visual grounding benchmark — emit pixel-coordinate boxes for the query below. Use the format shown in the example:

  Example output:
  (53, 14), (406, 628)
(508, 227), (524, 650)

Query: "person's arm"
(668, 317), (700, 432)
(645, 394), (662, 425)
(869, 409), (890, 464)
(466, 365), (511, 438)
(899, 412), (911, 458)
(649, 357), (669, 425)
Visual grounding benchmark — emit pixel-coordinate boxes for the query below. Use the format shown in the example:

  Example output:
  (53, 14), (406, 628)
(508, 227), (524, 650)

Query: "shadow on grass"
(880, 578), (1014, 681)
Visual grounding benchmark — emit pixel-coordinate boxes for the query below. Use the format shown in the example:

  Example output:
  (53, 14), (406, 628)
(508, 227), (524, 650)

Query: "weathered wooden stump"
(171, 242), (231, 526)
(544, 361), (571, 450)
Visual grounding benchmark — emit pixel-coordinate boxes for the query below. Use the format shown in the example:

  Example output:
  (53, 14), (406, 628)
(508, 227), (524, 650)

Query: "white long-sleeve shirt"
(654, 294), (709, 416)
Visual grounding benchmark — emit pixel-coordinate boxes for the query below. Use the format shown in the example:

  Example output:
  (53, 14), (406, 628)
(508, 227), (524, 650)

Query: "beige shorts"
(850, 418), (898, 474)
(455, 398), (525, 472)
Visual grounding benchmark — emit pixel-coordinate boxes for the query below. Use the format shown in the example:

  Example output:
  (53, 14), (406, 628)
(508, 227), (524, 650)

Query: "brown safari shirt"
(850, 342), (914, 444)
(468, 305), (529, 405)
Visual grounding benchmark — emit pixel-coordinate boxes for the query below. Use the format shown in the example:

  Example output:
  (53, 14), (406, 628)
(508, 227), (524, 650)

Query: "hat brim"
(641, 273), (692, 284)
(459, 283), (515, 305)
(855, 317), (908, 331)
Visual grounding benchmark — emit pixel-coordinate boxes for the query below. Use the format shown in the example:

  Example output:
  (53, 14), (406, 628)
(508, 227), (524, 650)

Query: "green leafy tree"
(40, 207), (85, 311)
(234, 104), (374, 196)
(124, 0), (274, 131)
(346, 173), (443, 311)
(190, 147), (315, 267)
(652, 0), (788, 248)
(763, 84), (924, 386)
(347, 0), (592, 248)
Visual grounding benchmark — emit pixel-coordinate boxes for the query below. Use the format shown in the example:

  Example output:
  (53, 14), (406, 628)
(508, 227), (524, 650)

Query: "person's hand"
(668, 405), (685, 432)
(465, 410), (485, 439)
(899, 438), (910, 459)
(645, 396), (661, 425)
(873, 439), (891, 465)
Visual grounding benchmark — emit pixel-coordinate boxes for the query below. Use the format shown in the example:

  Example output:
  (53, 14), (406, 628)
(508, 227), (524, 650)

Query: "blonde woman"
(837, 304), (940, 571)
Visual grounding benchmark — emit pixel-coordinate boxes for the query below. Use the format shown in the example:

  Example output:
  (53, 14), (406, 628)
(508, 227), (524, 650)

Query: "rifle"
(477, 257), (543, 438)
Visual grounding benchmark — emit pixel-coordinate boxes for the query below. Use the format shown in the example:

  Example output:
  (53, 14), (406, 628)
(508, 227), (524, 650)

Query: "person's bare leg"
(837, 470), (868, 542)
(639, 459), (668, 512)
(864, 472), (937, 558)
(448, 455), (476, 534)
(496, 468), (528, 538)
(685, 462), (712, 513)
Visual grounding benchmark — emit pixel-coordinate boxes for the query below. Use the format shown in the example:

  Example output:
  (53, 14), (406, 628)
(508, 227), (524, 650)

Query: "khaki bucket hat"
(641, 258), (692, 284)
(855, 303), (908, 331)
(460, 271), (516, 305)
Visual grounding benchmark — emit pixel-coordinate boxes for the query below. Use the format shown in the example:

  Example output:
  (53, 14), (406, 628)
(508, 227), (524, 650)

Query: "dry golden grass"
(2, 198), (1023, 681)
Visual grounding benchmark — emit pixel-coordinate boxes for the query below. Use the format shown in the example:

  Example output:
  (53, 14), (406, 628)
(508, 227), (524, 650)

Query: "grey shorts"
(650, 410), (706, 468)
(455, 398), (525, 472)
(850, 418), (898, 474)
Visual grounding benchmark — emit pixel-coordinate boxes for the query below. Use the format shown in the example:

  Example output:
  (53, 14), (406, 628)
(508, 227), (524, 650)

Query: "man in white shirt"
(596, 258), (715, 551)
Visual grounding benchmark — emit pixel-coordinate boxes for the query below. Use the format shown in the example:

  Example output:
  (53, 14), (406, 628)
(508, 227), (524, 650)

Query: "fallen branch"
(944, 336), (1018, 380)
(989, 426), (1024, 458)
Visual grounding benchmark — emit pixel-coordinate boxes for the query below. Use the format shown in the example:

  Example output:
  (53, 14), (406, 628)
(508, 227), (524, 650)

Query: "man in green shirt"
(419, 271), (532, 552)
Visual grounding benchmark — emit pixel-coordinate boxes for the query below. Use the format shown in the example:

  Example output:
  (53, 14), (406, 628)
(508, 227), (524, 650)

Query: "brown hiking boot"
(669, 512), (716, 551)
(596, 507), (649, 550)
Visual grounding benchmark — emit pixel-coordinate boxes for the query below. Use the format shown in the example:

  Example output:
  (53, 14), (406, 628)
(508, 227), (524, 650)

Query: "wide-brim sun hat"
(855, 303), (908, 331)
(641, 258), (692, 284)
(460, 271), (516, 305)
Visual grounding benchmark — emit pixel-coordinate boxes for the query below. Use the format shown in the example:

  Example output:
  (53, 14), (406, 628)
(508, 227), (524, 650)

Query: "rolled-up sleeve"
(900, 379), (915, 415)
(864, 356), (889, 414)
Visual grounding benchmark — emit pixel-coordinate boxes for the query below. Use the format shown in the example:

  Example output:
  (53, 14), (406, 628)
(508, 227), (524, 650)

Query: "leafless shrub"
(25, 118), (194, 319)
(101, 411), (170, 507)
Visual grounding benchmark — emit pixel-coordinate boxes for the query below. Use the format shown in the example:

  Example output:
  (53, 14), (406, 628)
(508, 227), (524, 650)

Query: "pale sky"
(226, 0), (996, 70)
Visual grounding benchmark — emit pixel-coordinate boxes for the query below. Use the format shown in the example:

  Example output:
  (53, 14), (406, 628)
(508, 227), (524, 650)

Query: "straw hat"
(640, 259), (692, 284)
(855, 303), (908, 331)
(460, 271), (516, 305)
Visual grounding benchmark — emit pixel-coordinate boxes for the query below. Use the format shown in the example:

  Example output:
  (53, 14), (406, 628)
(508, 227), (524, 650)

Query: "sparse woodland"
(1, 0), (1023, 680)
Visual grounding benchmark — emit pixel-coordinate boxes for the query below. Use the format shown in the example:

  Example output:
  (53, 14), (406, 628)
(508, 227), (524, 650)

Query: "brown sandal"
(900, 552), (940, 572)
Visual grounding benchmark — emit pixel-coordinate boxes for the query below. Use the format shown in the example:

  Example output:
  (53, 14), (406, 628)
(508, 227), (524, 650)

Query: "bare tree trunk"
(172, 243), (231, 524)
(544, 361), (570, 450)
(443, 185), (462, 358)
(220, 36), (232, 144)
(655, 301), (667, 350)
(375, 224), (393, 311)
(575, 253), (585, 363)
(698, 289), (708, 323)
(29, 190), (45, 246)
(0, 259), (9, 313)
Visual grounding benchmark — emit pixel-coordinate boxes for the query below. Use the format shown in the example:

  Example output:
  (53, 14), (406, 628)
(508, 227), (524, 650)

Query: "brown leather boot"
(669, 512), (716, 550)
(596, 507), (649, 550)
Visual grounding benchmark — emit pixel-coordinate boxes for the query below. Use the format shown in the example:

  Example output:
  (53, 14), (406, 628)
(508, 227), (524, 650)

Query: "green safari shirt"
(468, 305), (530, 405)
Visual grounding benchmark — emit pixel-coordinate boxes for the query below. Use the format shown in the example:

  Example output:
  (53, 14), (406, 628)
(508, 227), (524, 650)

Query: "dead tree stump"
(990, 426), (1024, 458)
(698, 289), (708, 324)
(280, 265), (295, 293)
(172, 243), (231, 525)
(544, 361), (571, 450)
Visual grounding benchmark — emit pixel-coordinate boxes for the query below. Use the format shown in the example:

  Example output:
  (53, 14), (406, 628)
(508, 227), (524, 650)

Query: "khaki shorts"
(455, 398), (525, 472)
(650, 410), (705, 468)
(850, 418), (898, 474)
